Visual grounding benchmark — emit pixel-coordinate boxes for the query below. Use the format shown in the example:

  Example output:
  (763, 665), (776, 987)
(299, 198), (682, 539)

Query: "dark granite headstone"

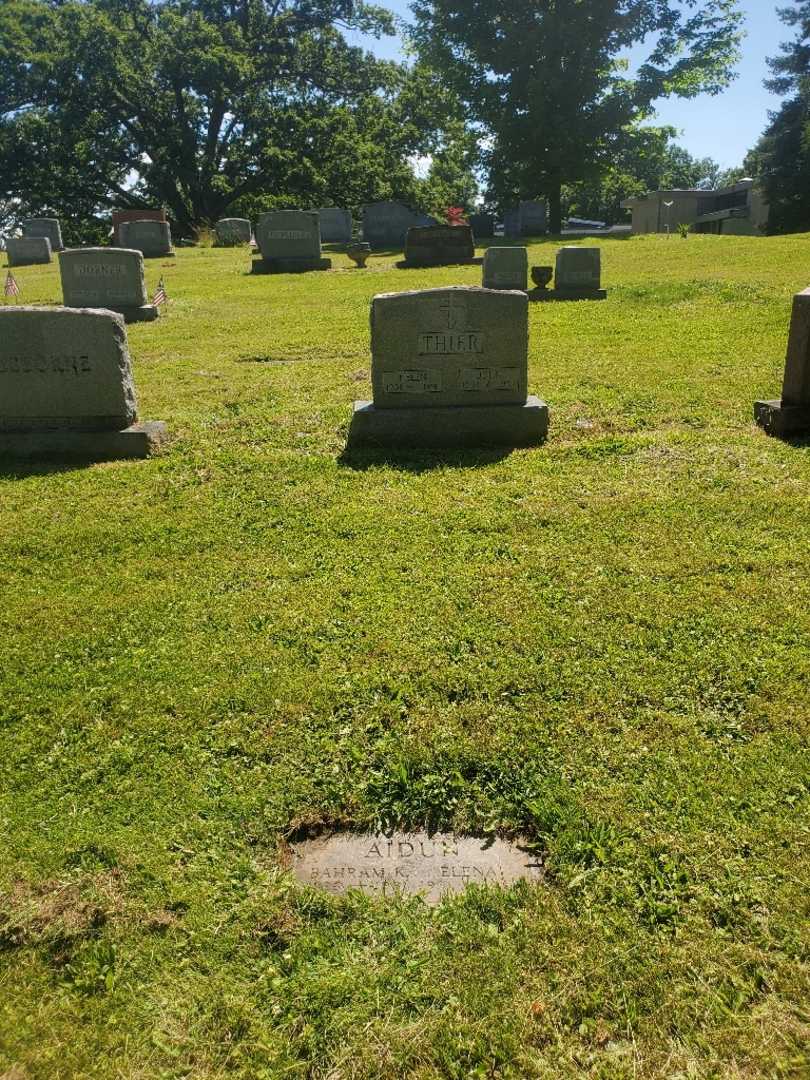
(755, 287), (810, 436)
(402, 225), (475, 267)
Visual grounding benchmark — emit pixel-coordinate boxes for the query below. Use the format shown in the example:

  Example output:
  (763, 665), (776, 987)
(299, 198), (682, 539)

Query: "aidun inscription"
(290, 832), (543, 904)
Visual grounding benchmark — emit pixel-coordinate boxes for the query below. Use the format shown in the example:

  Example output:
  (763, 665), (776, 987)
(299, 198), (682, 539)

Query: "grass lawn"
(0, 234), (808, 1078)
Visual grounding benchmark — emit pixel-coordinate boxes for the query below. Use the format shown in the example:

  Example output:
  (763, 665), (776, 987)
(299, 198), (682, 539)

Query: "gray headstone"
(518, 200), (547, 236)
(469, 213), (494, 238)
(256, 210), (321, 260)
(370, 286), (528, 408)
(118, 220), (173, 258)
(502, 208), (521, 237)
(361, 201), (438, 249)
(290, 831), (544, 905)
(318, 207), (352, 244)
(482, 247), (528, 291)
(59, 248), (157, 322)
(0, 307), (136, 432)
(555, 246), (601, 290)
(6, 237), (52, 267)
(21, 217), (63, 251)
(215, 218), (252, 246)
(755, 287), (810, 436)
(403, 224), (475, 267)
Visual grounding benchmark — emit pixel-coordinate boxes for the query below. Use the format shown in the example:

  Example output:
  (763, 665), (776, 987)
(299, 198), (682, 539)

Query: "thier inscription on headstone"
(755, 286), (810, 437)
(215, 218), (252, 246)
(21, 217), (64, 252)
(347, 285), (548, 447)
(59, 248), (158, 323)
(318, 208), (353, 244)
(119, 220), (173, 259)
(290, 832), (544, 904)
(6, 237), (52, 267)
(402, 224), (475, 267)
(253, 210), (330, 273)
(0, 307), (167, 458)
(361, 202), (438, 250)
(469, 213), (494, 239)
(482, 247), (528, 291)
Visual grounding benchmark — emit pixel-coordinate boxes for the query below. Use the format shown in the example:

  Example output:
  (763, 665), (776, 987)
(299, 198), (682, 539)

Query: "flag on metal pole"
(152, 277), (167, 307)
(4, 270), (20, 300)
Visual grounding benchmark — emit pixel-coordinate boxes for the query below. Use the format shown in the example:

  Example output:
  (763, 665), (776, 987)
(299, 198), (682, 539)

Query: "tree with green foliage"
(409, 0), (744, 232)
(745, 1), (810, 234)
(0, 0), (465, 235)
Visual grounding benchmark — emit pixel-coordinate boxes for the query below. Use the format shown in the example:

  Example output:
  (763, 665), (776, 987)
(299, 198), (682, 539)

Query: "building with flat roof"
(622, 179), (768, 236)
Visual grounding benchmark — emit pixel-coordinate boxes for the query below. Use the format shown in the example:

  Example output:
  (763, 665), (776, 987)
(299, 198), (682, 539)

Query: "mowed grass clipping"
(0, 234), (808, 1079)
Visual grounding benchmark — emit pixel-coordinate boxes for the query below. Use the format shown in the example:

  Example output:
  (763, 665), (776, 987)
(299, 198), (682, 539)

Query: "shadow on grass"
(0, 457), (100, 478)
(337, 446), (514, 472)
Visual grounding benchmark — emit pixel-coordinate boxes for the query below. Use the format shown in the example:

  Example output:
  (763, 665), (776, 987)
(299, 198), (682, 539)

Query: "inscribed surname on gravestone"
(371, 286), (527, 408)
(59, 249), (148, 312)
(119, 220), (173, 258)
(403, 225), (475, 266)
(22, 218), (64, 251)
(6, 237), (52, 267)
(556, 246), (601, 289)
(256, 210), (321, 260)
(215, 218), (252, 246)
(482, 247), (528, 291)
(0, 307), (136, 431)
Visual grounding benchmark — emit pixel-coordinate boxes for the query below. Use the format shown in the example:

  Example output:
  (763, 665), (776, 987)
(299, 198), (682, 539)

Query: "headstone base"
(251, 256), (332, 274)
(0, 421), (168, 460)
(348, 397), (548, 449)
(754, 399), (810, 437)
(529, 287), (607, 302)
(113, 304), (159, 323)
(397, 257), (483, 269)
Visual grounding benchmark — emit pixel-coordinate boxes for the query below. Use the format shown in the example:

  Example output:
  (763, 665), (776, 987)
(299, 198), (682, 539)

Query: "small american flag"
(4, 270), (20, 299)
(152, 277), (168, 307)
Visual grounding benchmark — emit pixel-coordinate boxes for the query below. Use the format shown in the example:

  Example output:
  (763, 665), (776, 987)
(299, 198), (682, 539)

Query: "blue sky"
(345, 1), (788, 169)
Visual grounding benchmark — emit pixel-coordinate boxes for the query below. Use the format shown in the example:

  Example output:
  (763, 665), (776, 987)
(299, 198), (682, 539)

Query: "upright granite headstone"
(215, 218), (252, 246)
(502, 208), (521, 237)
(482, 247), (528, 291)
(112, 209), (166, 245)
(119, 220), (173, 258)
(518, 200), (547, 236)
(361, 202), (438, 250)
(253, 210), (330, 273)
(0, 307), (167, 459)
(551, 246), (606, 299)
(6, 237), (52, 267)
(402, 225), (475, 267)
(21, 218), (64, 252)
(755, 287), (810, 437)
(59, 248), (158, 323)
(318, 208), (353, 244)
(348, 285), (548, 448)
(469, 213), (494, 239)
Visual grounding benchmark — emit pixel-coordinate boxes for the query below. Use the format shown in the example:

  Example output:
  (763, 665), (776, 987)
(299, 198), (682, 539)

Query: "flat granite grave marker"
(482, 246), (528, 291)
(253, 210), (330, 273)
(59, 248), (158, 323)
(21, 217), (64, 251)
(0, 306), (167, 459)
(215, 218), (252, 246)
(401, 224), (476, 267)
(347, 285), (548, 448)
(6, 237), (52, 267)
(318, 207), (353, 244)
(119, 219), (173, 258)
(290, 832), (544, 904)
(361, 201), (438, 249)
(755, 286), (810, 436)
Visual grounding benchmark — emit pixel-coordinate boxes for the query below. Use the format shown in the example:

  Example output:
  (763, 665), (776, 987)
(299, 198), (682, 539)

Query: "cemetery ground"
(1, 234), (809, 1079)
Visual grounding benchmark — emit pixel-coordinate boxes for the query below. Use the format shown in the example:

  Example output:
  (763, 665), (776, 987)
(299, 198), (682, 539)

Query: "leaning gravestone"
(0, 307), (167, 459)
(215, 218), (252, 246)
(482, 246), (528, 291)
(119, 220), (173, 258)
(402, 224), (476, 267)
(22, 218), (64, 252)
(518, 200), (547, 236)
(59, 248), (158, 323)
(290, 831), (544, 905)
(361, 202), (438, 250)
(469, 213), (494, 239)
(318, 208), (352, 244)
(755, 286), (810, 437)
(552, 246), (606, 300)
(6, 237), (52, 267)
(253, 210), (330, 273)
(347, 285), (548, 448)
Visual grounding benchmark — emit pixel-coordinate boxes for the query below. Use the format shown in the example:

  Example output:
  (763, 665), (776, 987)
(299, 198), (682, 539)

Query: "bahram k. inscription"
(290, 831), (543, 904)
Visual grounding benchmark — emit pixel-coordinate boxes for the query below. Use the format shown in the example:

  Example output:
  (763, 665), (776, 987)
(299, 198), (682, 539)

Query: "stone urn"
(347, 242), (371, 268)
(531, 265), (553, 290)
